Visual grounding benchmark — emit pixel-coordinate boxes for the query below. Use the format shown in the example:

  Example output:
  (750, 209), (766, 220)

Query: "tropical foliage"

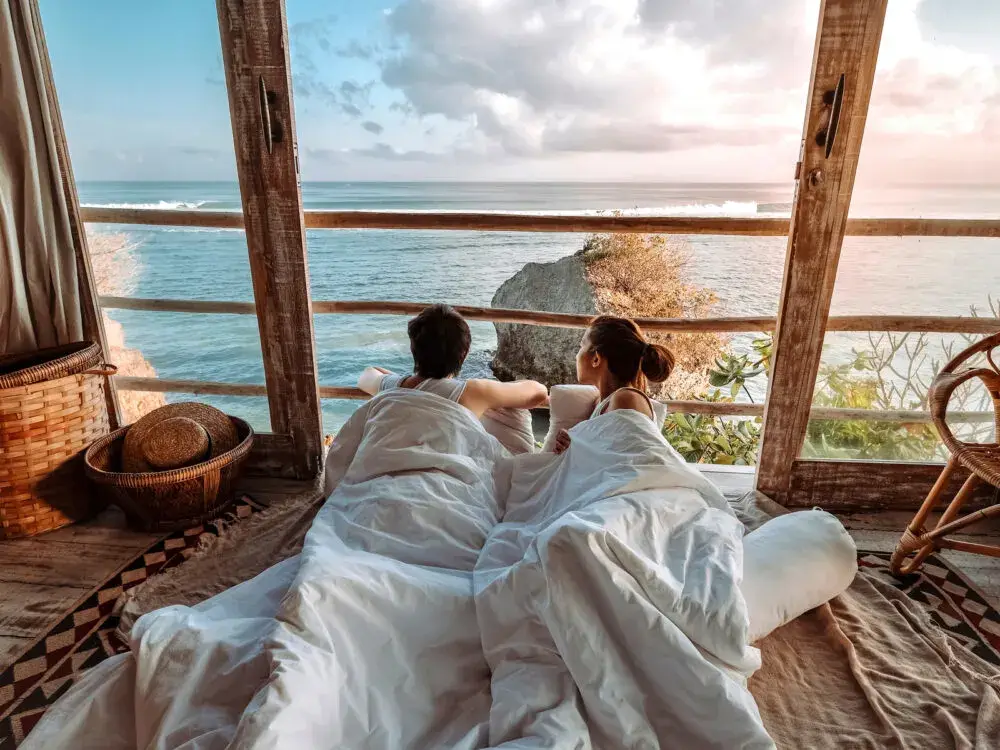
(662, 320), (996, 465)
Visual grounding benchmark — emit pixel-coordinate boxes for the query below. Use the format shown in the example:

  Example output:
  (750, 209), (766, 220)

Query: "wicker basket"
(0, 342), (115, 539)
(84, 417), (254, 532)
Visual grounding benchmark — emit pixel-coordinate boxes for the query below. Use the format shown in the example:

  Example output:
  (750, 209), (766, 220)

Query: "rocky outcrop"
(490, 233), (724, 398)
(490, 254), (596, 387)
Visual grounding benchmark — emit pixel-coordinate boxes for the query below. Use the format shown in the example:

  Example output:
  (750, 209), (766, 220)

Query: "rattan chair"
(890, 332), (1000, 575)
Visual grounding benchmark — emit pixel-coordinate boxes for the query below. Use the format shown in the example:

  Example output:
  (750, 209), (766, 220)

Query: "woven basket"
(0, 342), (115, 539)
(84, 417), (254, 532)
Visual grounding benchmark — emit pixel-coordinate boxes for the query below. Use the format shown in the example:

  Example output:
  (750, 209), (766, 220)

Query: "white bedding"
(22, 392), (773, 749)
(478, 410), (772, 748)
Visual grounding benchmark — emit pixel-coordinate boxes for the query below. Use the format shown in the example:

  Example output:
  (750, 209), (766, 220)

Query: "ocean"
(78, 181), (1000, 435)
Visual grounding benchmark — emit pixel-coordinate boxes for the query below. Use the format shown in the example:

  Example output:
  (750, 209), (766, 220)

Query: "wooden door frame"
(755, 0), (889, 503)
(217, 0), (323, 480)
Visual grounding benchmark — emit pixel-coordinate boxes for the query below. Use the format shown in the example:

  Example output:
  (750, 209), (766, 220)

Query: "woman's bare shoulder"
(607, 388), (654, 417)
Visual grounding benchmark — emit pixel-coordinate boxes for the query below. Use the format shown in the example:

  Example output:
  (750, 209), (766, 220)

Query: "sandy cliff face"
(88, 230), (166, 423)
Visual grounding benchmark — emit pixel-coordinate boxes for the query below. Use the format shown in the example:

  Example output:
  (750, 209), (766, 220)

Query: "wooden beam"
(79, 206), (1000, 239)
(847, 218), (1000, 238)
(787, 459), (997, 511)
(245, 432), (301, 478)
(101, 296), (257, 315)
(217, 0), (322, 480)
(303, 212), (787, 235)
(112, 376), (993, 424)
(31, 0), (121, 428)
(828, 316), (1000, 334)
(756, 0), (889, 503)
(97, 295), (1000, 335)
(81, 207), (244, 229)
(115, 376), (268, 397)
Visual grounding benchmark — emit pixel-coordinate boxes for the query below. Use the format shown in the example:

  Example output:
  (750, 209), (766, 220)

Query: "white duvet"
(478, 409), (772, 748)
(22, 390), (772, 749)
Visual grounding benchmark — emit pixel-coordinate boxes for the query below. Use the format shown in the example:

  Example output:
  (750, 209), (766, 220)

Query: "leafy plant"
(664, 408), (761, 465)
(660, 304), (997, 465)
(663, 344), (767, 464)
(707, 338), (770, 402)
(804, 353), (940, 460)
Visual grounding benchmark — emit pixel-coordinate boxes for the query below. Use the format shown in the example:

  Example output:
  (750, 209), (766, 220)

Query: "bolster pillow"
(741, 509), (858, 642)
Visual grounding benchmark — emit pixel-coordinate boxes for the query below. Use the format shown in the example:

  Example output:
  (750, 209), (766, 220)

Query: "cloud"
(290, 17), (377, 119)
(377, 0), (812, 160)
(304, 147), (346, 163)
(867, 0), (1000, 138)
(362, 121), (385, 135)
(362, 0), (1000, 181)
(289, 16), (337, 52)
(345, 141), (491, 164)
(179, 146), (225, 161)
(338, 80), (375, 117)
(354, 142), (437, 160)
(337, 40), (377, 60)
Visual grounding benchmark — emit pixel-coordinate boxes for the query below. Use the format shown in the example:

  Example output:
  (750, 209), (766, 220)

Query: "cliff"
(491, 232), (725, 398)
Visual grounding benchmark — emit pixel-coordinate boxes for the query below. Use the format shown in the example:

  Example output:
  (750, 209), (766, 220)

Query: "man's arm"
(358, 366), (392, 396)
(460, 379), (549, 416)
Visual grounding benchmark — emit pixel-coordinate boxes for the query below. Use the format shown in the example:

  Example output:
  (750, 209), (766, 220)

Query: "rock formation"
(490, 254), (595, 387)
(491, 233), (724, 398)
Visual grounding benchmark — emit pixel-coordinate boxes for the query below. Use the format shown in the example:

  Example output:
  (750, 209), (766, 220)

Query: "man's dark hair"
(407, 304), (471, 379)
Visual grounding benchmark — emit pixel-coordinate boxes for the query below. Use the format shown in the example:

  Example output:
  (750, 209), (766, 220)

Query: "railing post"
(755, 0), (888, 503)
(216, 0), (323, 479)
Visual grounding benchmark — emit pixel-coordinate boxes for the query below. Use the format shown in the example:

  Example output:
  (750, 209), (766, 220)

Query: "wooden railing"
(103, 293), (999, 424)
(99, 296), (1000, 335)
(85, 209), (1000, 427)
(112, 375), (992, 425)
(80, 207), (1000, 238)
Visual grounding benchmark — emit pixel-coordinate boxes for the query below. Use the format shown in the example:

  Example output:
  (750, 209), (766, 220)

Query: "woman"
(554, 315), (674, 453)
(358, 303), (548, 416)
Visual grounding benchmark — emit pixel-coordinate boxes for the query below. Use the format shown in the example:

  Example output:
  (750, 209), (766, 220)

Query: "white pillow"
(651, 400), (668, 429)
(541, 385), (668, 451)
(541, 385), (600, 452)
(741, 509), (857, 642)
(481, 407), (535, 455)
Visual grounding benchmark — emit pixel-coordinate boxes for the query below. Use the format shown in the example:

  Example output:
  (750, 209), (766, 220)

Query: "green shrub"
(661, 312), (996, 464)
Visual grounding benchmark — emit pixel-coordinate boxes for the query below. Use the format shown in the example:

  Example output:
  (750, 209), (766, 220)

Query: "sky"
(37, 0), (1000, 184)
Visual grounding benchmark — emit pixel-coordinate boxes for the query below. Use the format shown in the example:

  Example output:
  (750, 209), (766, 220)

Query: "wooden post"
(217, 0), (323, 479)
(755, 0), (888, 502)
(30, 0), (122, 428)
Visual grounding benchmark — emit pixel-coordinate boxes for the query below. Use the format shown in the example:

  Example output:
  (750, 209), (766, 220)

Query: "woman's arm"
(358, 366), (392, 396)
(460, 379), (549, 416)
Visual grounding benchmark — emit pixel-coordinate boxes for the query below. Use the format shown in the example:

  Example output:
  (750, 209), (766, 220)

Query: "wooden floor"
(0, 476), (321, 672)
(1, 467), (998, 673)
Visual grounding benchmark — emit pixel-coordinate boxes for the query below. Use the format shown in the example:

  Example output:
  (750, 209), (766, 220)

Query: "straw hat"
(122, 402), (238, 473)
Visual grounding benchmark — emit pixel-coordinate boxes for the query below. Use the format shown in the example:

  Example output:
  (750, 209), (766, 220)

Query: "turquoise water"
(79, 181), (1000, 434)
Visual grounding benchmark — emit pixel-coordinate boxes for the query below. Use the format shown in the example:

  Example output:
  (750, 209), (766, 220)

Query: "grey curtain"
(0, 0), (82, 355)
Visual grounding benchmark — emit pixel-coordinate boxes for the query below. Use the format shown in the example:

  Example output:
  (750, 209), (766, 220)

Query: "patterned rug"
(0, 496), (264, 746)
(859, 550), (1000, 666)
(0, 543), (997, 746)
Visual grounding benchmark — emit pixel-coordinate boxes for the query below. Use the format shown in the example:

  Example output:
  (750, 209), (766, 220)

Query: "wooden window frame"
(216, 0), (323, 480)
(42, 0), (997, 505)
(755, 0), (890, 504)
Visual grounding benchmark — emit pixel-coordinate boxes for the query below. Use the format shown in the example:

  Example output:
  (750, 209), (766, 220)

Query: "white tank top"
(378, 373), (467, 403)
(591, 386), (656, 421)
